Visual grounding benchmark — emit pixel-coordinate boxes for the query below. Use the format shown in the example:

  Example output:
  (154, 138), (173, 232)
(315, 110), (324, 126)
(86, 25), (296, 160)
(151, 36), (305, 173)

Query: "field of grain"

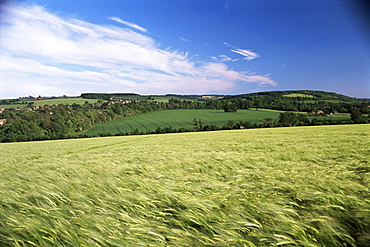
(283, 93), (315, 98)
(83, 109), (280, 136)
(0, 125), (369, 246)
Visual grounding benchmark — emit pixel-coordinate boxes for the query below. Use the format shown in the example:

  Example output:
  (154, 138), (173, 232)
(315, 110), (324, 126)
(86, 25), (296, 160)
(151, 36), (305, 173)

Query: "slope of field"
(29, 98), (102, 106)
(83, 109), (351, 136)
(0, 105), (17, 109)
(1, 98), (102, 109)
(283, 93), (315, 98)
(83, 109), (280, 136)
(0, 125), (369, 246)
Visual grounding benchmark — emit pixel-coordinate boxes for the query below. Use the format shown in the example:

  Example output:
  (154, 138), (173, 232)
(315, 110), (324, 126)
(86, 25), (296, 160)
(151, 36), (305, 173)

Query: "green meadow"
(0, 125), (369, 246)
(83, 109), (350, 136)
(29, 98), (102, 106)
(283, 93), (315, 98)
(0, 105), (18, 109)
(1, 98), (102, 109)
(83, 109), (281, 136)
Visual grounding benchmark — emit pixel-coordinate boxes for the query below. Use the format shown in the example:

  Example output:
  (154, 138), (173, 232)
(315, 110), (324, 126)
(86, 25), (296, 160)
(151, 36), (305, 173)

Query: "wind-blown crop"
(0, 125), (369, 246)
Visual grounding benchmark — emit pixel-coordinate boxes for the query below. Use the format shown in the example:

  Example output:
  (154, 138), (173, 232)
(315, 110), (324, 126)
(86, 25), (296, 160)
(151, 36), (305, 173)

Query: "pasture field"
(150, 96), (172, 102)
(283, 93), (315, 98)
(83, 109), (280, 136)
(0, 105), (18, 109)
(29, 98), (102, 106)
(255, 108), (351, 120)
(0, 98), (102, 109)
(0, 125), (369, 246)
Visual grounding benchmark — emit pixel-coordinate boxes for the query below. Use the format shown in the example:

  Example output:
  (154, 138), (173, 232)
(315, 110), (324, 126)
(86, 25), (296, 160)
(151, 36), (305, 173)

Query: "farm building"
(308, 110), (325, 116)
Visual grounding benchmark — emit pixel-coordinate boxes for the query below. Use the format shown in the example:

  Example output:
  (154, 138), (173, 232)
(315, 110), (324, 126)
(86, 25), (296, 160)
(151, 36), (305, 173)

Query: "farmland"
(1, 90), (369, 142)
(83, 109), (351, 136)
(283, 93), (315, 98)
(28, 98), (102, 107)
(0, 105), (17, 109)
(83, 109), (280, 136)
(0, 125), (369, 246)
(0, 98), (102, 109)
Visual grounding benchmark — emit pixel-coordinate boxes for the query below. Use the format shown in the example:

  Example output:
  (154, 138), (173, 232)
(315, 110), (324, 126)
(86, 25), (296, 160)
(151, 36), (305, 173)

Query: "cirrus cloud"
(231, 48), (260, 61)
(0, 3), (276, 98)
(108, 16), (147, 33)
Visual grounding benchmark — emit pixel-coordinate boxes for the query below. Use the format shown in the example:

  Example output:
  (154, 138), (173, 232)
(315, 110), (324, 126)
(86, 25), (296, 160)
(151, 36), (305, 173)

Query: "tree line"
(1, 95), (369, 142)
(0, 101), (165, 142)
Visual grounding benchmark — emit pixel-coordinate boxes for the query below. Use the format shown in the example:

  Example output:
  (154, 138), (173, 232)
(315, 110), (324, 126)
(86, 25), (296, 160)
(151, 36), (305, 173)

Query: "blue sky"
(0, 0), (369, 98)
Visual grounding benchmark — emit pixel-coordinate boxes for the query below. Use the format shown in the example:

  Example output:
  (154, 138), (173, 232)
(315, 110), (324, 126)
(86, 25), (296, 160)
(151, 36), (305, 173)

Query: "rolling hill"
(82, 109), (351, 137)
(1, 90), (369, 142)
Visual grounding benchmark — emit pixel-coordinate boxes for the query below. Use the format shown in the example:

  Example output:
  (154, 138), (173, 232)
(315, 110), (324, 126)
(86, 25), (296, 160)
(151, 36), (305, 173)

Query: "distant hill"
(225, 90), (358, 102)
(80, 90), (363, 103)
(1, 90), (369, 142)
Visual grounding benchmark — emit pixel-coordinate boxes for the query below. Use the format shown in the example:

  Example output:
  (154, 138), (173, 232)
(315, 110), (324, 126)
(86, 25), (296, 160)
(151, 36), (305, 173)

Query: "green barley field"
(83, 109), (281, 136)
(1, 125), (369, 246)
(83, 109), (350, 136)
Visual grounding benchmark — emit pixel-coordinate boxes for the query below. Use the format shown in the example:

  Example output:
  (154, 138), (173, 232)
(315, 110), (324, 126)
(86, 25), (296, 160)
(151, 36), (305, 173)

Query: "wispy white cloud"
(211, 55), (238, 62)
(0, 3), (276, 98)
(211, 55), (231, 62)
(179, 37), (191, 42)
(231, 48), (260, 61)
(224, 42), (260, 61)
(108, 16), (147, 33)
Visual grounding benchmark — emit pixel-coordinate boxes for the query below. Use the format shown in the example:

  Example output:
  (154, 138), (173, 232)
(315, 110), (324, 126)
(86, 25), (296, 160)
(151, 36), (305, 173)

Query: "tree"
(224, 102), (237, 112)
(297, 114), (311, 126)
(350, 108), (366, 123)
(193, 118), (203, 131)
(278, 112), (298, 127)
(263, 118), (273, 127)
(226, 120), (235, 128)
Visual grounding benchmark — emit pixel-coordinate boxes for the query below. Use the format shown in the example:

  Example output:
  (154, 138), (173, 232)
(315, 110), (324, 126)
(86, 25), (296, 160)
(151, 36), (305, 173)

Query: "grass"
(323, 112), (351, 119)
(1, 98), (102, 109)
(254, 108), (350, 120)
(29, 98), (102, 106)
(0, 105), (18, 109)
(283, 93), (315, 98)
(83, 109), (351, 136)
(83, 109), (280, 136)
(249, 108), (286, 113)
(0, 125), (369, 246)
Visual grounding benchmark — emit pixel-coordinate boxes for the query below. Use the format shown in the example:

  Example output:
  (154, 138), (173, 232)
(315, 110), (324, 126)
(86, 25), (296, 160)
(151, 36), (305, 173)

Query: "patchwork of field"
(0, 125), (369, 246)
(83, 109), (281, 135)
